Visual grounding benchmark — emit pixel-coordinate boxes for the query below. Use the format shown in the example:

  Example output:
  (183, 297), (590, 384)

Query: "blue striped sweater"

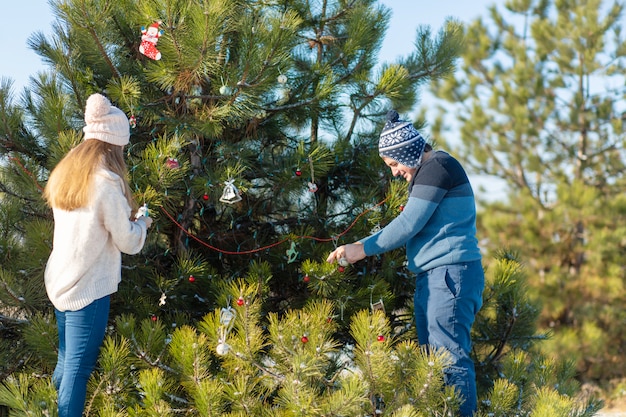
(360, 151), (481, 273)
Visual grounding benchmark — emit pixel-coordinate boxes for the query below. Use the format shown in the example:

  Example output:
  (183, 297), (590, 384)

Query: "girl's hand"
(137, 216), (153, 229)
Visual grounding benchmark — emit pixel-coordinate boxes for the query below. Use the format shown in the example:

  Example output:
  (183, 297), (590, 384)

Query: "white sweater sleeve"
(97, 173), (147, 255)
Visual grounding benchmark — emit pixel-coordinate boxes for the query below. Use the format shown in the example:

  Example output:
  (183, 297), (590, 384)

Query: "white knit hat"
(83, 93), (130, 146)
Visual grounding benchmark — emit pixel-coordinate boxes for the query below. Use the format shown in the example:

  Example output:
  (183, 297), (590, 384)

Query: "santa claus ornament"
(139, 21), (164, 60)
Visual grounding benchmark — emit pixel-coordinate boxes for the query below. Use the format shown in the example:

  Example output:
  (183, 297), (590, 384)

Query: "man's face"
(382, 156), (417, 183)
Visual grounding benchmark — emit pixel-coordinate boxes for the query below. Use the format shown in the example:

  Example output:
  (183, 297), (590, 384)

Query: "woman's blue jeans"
(414, 260), (484, 417)
(53, 296), (110, 417)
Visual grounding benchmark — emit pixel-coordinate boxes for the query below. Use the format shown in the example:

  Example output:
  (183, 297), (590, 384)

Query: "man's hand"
(326, 242), (366, 265)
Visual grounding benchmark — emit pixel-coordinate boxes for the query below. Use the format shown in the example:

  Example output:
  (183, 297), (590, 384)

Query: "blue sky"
(1, 0), (497, 92)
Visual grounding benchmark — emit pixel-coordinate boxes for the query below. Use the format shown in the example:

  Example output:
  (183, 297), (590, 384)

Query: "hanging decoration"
(219, 179), (242, 204)
(129, 114), (137, 129)
(307, 156), (317, 192)
(286, 241), (299, 263)
(166, 157), (180, 169)
(216, 306), (236, 356)
(139, 21), (164, 60)
(135, 203), (149, 219)
(219, 85), (233, 95)
(371, 293), (385, 314)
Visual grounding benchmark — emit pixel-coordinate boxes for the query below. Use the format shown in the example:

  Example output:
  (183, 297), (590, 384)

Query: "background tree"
(428, 0), (626, 392)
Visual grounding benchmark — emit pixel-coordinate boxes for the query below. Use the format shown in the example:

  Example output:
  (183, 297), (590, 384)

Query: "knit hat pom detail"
(85, 94), (112, 123)
(82, 93), (130, 146)
(386, 109), (400, 123)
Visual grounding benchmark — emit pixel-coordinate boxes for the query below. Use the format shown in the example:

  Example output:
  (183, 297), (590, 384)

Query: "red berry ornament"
(151, 315), (158, 321)
(377, 335), (385, 342)
(236, 297), (245, 306)
(399, 205), (405, 212)
(338, 266), (345, 273)
(301, 335), (309, 343)
(295, 168), (302, 177)
(188, 275), (195, 282)
(166, 158), (180, 169)
(203, 193), (209, 201)
(303, 275), (310, 283)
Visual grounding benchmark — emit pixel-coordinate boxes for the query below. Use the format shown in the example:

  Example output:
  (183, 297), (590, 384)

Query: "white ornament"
(277, 74), (288, 84)
(135, 203), (149, 219)
(216, 342), (230, 355)
(220, 307), (236, 326)
(219, 85), (232, 95)
(338, 257), (349, 267)
(219, 179), (242, 204)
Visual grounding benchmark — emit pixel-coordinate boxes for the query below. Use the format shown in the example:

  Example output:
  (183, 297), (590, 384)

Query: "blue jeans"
(53, 296), (110, 417)
(414, 260), (484, 417)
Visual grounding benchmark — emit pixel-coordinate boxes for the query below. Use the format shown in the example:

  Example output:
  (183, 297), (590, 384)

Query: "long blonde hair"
(44, 140), (136, 212)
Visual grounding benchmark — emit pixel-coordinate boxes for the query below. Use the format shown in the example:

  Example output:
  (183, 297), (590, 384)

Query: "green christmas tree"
(0, 0), (603, 415)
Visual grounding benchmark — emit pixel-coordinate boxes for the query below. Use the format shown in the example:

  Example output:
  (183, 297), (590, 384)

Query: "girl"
(43, 93), (152, 417)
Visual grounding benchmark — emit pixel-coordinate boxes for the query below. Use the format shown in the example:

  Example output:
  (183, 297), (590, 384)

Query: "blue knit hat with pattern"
(378, 110), (426, 168)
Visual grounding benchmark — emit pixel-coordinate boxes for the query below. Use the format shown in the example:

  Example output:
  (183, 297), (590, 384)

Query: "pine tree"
(0, 0), (603, 415)
(428, 0), (626, 388)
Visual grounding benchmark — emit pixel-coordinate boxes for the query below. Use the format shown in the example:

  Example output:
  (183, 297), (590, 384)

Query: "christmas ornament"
(301, 335), (309, 343)
(286, 241), (298, 263)
(219, 85), (232, 95)
(202, 193), (209, 201)
(377, 335), (385, 342)
(219, 179), (242, 204)
(303, 275), (310, 283)
(151, 315), (158, 321)
(216, 306), (236, 356)
(295, 168), (302, 177)
(277, 74), (288, 84)
(236, 297), (245, 306)
(371, 298), (385, 314)
(276, 87), (290, 105)
(188, 275), (195, 283)
(166, 157), (179, 169)
(338, 266), (345, 273)
(129, 114), (137, 128)
(135, 203), (149, 219)
(338, 257), (349, 267)
(139, 21), (163, 60)
(399, 204), (405, 212)
(306, 158), (317, 192)
(216, 342), (229, 355)
(159, 293), (167, 306)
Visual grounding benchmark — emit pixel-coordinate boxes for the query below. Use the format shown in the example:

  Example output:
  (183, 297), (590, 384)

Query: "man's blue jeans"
(53, 296), (110, 417)
(414, 260), (484, 417)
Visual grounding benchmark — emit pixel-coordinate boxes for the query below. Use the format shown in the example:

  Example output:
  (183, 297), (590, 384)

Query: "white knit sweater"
(45, 169), (148, 311)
